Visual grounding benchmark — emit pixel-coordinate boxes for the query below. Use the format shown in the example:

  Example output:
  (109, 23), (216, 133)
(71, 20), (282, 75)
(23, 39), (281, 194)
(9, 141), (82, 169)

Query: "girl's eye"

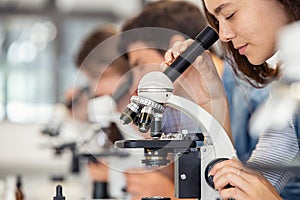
(225, 13), (235, 20)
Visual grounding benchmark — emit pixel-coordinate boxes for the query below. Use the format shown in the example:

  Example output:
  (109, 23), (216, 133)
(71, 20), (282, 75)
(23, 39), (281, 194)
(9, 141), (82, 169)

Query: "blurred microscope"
(115, 26), (236, 200)
(250, 21), (300, 140)
(41, 72), (136, 199)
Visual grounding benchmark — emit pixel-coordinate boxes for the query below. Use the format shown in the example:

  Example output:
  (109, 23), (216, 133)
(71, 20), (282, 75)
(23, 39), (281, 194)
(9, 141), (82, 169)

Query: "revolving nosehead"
(120, 102), (140, 125)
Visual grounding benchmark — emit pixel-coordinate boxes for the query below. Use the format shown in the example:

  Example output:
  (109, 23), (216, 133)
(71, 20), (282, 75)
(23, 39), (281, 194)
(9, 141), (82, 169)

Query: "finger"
(213, 166), (243, 184)
(180, 52), (224, 101)
(214, 166), (243, 181)
(179, 39), (194, 51)
(213, 169), (250, 191)
(160, 61), (169, 70)
(164, 49), (175, 64)
(178, 39), (194, 53)
(209, 159), (243, 176)
(215, 168), (266, 197)
(194, 51), (219, 81)
(220, 187), (249, 200)
(171, 41), (184, 57)
(164, 39), (194, 65)
(172, 39), (194, 56)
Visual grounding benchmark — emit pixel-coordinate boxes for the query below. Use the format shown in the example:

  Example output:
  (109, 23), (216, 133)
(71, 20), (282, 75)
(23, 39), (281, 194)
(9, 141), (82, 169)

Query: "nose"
(219, 22), (235, 42)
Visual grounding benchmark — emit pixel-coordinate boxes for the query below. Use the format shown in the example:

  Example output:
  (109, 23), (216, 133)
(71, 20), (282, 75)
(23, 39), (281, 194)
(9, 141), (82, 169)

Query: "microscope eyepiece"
(163, 26), (219, 82)
(194, 26), (219, 50)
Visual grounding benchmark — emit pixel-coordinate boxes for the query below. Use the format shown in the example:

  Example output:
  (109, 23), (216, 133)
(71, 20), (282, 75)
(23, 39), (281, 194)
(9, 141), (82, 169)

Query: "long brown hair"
(202, 0), (300, 87)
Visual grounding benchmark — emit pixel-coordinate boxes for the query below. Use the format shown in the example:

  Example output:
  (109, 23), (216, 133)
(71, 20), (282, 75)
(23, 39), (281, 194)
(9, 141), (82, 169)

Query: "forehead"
(127, 41), (148, 60)
(127, 40), (149, 51)
(204, 0), (236, 14)
(127, 44), (163, 64)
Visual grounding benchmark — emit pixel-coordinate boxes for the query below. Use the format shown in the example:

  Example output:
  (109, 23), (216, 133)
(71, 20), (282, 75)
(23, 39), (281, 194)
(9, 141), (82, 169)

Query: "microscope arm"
(119, 26), (237, 199)
(136, 71), (236, 199)
(165, 94), (235, 158)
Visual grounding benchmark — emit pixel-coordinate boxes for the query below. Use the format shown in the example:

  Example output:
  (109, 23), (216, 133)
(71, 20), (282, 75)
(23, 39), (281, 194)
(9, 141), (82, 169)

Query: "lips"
(236, 44), (248, 55)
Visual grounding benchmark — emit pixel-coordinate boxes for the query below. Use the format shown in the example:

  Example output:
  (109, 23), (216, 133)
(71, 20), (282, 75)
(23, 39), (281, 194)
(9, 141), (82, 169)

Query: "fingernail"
(179, 44), (187, 53)
(165, 55), (172, 63)
(160, 62), (168, 70)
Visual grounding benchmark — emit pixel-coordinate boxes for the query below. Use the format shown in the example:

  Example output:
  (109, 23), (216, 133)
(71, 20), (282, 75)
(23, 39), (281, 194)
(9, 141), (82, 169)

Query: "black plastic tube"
(163, 26), (219, 82)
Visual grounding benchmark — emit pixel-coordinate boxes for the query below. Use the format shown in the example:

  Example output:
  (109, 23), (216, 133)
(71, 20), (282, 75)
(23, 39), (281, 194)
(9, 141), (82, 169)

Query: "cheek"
(244, 5), (285, 63)
(234, 15), (255, 39)
(246, 28), (277, 65)
(106, 78), (120, 93)
(235, 20), (272, 64)
(95, 77), (120, 96)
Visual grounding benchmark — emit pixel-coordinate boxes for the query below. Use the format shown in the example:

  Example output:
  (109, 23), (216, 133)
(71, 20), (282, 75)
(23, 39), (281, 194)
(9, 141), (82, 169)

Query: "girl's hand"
(209, 159), (282, 200)
(163, 39), (232, 140)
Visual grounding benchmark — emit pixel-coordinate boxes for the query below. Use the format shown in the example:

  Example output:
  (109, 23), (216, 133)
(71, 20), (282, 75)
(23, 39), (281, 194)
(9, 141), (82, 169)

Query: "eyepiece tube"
(163, 26), (219, 82)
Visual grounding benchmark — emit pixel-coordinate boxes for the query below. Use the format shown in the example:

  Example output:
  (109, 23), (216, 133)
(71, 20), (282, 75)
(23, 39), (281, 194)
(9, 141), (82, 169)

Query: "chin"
(246, 56), (265, 65)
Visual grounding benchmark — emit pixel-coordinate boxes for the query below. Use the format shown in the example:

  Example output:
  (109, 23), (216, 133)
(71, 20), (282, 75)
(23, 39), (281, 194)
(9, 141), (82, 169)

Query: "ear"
(169, 34), (186, 48)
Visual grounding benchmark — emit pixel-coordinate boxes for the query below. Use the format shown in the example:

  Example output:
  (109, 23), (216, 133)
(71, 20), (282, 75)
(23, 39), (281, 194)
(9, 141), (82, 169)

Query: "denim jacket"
(223, 64), (300, 200)
(222, 62), (272, 162)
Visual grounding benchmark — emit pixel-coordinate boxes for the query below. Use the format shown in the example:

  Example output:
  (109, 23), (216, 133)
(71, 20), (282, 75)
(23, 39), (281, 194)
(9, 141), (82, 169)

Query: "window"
(0, 1), (142, 124)
(0, 16), (109, 123)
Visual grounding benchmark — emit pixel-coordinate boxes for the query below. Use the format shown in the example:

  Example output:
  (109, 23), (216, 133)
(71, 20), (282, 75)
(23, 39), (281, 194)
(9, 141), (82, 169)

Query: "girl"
(164, 0), (300, 199)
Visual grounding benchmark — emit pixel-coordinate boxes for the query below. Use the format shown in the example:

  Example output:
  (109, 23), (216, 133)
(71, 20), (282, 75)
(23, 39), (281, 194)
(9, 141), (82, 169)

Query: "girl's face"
(204, 0), (289, 65)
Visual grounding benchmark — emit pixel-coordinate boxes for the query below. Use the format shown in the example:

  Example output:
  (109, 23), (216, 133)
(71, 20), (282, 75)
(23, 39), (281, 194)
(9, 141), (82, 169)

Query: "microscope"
(49, 70), (134, 166)
(115, 26), (236, 200)
(46, 74), (134, 199)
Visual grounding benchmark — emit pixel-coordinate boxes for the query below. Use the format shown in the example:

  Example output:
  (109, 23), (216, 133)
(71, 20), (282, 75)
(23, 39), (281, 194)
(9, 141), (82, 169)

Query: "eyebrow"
(214, 3), (230, 15)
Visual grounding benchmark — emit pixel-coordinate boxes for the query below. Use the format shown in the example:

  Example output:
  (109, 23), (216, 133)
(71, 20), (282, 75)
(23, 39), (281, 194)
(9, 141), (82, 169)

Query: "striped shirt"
(247, 122), (300, 192)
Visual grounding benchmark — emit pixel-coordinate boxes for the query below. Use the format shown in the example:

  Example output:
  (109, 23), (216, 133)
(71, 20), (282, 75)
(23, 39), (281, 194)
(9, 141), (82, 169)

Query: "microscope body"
(117, 71), (236, 200)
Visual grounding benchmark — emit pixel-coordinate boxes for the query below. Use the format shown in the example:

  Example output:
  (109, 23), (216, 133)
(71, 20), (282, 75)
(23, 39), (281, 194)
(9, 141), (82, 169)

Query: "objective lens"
(120, 102), (139, 125)
(138, 106), (154, 133)
(150, 113), (163, 138)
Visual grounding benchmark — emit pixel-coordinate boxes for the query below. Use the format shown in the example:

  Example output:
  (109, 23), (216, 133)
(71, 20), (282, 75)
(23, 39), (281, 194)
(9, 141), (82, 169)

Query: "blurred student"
(74, 26), (135, 198)
(75, 26), (130, 110)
